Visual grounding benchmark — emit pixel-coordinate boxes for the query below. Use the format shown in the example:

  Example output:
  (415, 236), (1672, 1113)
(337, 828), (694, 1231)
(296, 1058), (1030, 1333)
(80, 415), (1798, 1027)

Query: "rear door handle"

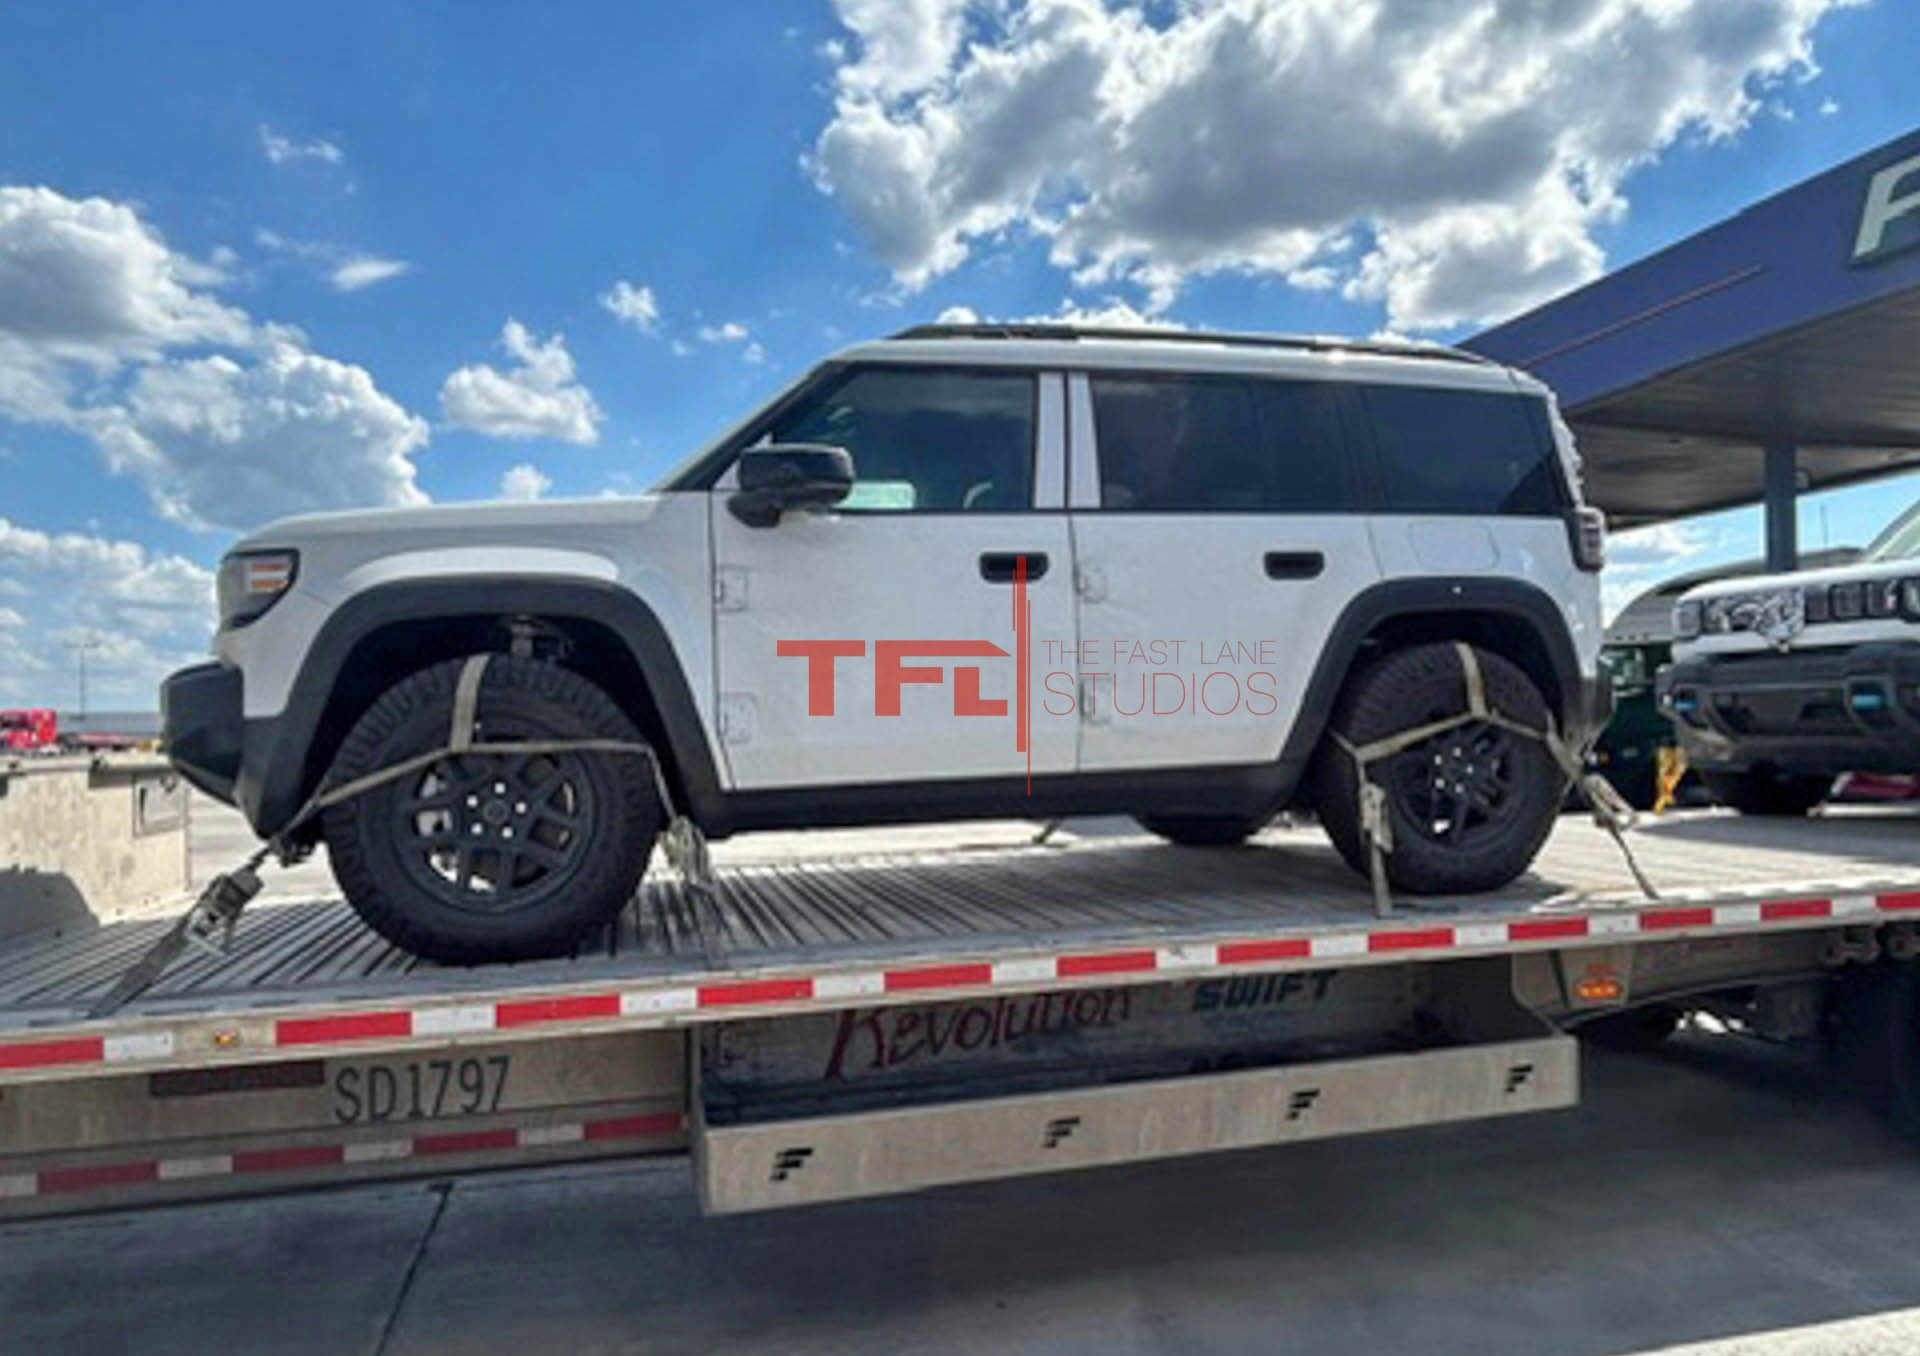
(980, 552), (1048, 584)
(1264, 550), (1325, 580)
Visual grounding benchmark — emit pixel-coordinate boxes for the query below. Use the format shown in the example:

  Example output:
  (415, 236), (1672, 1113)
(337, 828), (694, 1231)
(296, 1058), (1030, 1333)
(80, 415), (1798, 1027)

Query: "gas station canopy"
(1468, 128), (1920, 555)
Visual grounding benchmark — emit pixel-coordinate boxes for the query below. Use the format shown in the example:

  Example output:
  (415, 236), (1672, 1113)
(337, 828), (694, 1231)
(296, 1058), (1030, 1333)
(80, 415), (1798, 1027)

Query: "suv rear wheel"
(1135, 812), (1269, 847)
(1700, 769), (1830, 817)
(1315, 643), (1565, 895)
(321, 655), (658, 964)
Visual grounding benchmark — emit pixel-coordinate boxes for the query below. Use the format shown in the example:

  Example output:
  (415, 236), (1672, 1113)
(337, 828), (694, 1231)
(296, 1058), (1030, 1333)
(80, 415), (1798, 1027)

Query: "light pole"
(64, 636), (102, 723)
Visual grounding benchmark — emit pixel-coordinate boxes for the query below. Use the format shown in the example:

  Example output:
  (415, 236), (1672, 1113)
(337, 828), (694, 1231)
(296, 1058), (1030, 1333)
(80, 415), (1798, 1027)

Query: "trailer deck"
(3, 809), (1918, 1086)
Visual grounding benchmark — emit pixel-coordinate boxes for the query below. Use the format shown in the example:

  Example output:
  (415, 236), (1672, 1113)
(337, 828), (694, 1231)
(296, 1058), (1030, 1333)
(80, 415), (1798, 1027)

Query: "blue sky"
(0, 0), (1915, 708)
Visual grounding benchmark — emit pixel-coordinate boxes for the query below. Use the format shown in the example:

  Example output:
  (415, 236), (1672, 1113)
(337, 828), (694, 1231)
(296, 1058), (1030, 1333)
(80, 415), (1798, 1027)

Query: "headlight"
(1673, 600), (1702, 640)
(217, 550), (298, 628)
(1904, 578), (1920, 622)
(1866, 578), (1901, 619)
(1830, 582), (1864, 621)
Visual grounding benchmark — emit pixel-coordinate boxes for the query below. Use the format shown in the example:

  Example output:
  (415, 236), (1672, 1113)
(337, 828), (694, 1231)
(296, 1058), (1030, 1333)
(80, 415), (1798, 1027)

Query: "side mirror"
(728, 444), (855, 528)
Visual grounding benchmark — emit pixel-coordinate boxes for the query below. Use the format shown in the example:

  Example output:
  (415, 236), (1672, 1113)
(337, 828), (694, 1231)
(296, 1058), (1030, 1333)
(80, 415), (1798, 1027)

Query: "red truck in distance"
(0, 708), (56, 753)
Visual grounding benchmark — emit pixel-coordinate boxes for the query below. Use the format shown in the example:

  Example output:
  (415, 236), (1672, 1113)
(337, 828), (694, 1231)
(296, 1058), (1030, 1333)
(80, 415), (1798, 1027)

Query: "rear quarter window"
(1361, 385), (1564, 515)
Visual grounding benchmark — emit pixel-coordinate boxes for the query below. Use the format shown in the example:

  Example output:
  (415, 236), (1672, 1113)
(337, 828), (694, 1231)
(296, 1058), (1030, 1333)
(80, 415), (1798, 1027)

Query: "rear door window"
(1360, 385), (1563, 515)
(1253, 380), (1356, 511)
(1090, 374), (1355, 511)
(1091, 375), (1260, 510)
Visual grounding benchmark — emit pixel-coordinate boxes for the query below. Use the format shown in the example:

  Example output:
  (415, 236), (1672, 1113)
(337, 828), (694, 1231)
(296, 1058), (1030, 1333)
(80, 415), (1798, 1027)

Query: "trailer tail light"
(1573, 971), (1624, 1003)
(1572, 505), (1606, 572)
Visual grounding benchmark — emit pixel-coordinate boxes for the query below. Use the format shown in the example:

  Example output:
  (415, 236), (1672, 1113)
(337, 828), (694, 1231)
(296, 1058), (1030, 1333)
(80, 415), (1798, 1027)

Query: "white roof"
(835, 325), (1536, 396)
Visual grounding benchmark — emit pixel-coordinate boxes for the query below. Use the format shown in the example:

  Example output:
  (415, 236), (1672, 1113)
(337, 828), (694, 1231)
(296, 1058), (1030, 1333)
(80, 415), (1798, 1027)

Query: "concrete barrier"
(0, 756), (189, 939)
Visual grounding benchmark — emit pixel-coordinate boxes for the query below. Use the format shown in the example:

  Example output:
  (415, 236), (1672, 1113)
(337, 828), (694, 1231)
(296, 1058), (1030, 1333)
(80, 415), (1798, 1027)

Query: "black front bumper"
(161, 661), (244, 804)
(161, 662), (315, 838)
(1657, 641), (1920, 775)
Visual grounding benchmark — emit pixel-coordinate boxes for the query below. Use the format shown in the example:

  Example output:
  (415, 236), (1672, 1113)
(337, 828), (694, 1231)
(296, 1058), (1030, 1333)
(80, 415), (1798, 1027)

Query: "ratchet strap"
(1332, 642), (1657, 918)
(89, 654), (718, 1019)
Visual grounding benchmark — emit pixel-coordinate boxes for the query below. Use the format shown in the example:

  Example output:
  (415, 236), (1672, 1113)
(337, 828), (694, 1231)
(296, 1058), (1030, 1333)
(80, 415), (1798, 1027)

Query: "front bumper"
(161, 660), (315, 837)
(1657, 641), (1920, 775)
(161, 661), (244, 804)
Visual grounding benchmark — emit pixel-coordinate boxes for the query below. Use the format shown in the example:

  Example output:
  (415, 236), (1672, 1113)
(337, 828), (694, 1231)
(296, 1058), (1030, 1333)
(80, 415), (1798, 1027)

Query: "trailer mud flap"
(695, 1033), (1577, 1213)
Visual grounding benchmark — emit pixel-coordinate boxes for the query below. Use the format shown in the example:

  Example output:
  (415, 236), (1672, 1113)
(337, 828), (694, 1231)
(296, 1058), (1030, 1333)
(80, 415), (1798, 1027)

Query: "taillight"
(1572, 505), (1606, 572)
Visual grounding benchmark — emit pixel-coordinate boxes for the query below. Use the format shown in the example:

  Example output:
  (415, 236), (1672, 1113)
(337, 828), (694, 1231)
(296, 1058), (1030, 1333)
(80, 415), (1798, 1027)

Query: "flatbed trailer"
(5, 809), (1920, 1218)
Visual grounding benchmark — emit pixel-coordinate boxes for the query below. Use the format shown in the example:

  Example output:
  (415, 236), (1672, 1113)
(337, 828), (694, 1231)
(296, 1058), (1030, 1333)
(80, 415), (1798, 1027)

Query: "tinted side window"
(769, 367), (1035, 511)
(1254, 380), (1355, 511)
(1092, 375), (1356, 511)
(1091, 375), (1260, 510)
(1361, 385), (1564, 514)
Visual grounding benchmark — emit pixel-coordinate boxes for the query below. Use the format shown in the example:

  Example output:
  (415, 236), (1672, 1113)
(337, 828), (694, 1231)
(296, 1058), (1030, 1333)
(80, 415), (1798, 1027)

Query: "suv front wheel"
(321, 655), (659, 964)
(1315, 643), (1565, 895)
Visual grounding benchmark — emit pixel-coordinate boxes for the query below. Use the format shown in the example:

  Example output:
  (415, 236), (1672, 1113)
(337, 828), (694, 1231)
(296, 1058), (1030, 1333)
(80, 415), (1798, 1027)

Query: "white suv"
(1660, 499), (1920, 814)
(163, 324), (1608, 962)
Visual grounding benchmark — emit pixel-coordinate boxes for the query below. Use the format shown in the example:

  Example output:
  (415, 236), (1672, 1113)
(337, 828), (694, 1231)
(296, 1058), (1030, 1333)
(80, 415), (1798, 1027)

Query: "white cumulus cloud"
(0, 186), (250, 373)
(698, 321), (749, 343)
(330, 255), (411, 292)
(810, 0), (1855, 329)
(88, 341), (430, 531)
(0, 516), (216, 708)
(498, 462), (553, 501)
(0, 185), (433, 530)
(440, 320), (602, 445)
(933, 297), (1180, 328)
(600, 279), (660, 330)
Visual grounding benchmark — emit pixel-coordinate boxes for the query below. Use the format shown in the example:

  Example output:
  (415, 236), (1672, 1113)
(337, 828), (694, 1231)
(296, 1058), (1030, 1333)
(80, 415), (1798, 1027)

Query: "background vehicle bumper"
(1658, 642), (1920, 775)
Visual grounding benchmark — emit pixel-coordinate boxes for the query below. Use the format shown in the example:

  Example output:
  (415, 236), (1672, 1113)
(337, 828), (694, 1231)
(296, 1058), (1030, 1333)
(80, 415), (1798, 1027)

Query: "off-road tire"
(1701, 769), (1830, 817)
(1314, 643), (1565, 895)
(322, 655), (658, 964)
(1135, 812), (1269, 846)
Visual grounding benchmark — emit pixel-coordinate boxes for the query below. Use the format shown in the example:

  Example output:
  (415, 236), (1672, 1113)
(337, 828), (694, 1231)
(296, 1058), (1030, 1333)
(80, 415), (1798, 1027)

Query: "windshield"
(1866, 500), (1920, 561)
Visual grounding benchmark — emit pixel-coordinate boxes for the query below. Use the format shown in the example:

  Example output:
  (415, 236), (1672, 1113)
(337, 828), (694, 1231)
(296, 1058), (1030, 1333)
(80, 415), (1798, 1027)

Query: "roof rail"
(888, 322), (1495, 367)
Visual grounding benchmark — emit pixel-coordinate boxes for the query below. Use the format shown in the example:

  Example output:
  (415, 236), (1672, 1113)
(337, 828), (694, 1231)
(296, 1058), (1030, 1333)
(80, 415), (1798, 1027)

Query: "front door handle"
(1264, 550), (1325, 580)
(980, 552), (1048, 584)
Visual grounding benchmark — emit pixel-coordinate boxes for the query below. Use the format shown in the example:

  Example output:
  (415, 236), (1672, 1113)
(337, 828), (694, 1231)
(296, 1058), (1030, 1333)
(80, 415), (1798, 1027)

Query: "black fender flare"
(237, 577), (727, 836)
(1275, 575), (1595, 775)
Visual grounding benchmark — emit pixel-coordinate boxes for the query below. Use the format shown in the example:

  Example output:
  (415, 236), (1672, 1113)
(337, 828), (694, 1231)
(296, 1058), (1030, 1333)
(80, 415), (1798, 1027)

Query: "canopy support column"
(1764, 442), (1799, 573)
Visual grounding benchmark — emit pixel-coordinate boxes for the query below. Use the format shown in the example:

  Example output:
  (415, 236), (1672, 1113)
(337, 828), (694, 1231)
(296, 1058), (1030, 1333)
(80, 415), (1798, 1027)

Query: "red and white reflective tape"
(4, 889), (1919, 1078)
(0, 1111), (684, 1203)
